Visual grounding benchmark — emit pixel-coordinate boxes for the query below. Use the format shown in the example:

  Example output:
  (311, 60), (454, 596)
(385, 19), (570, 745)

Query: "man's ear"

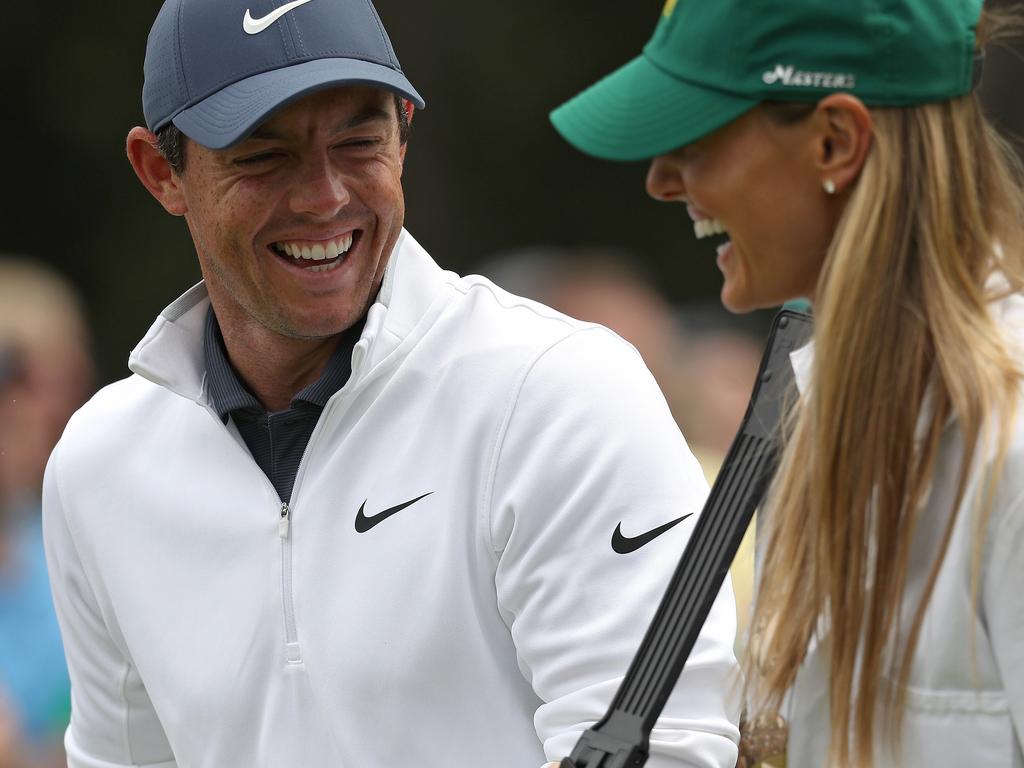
(126, 126), (188, 216)
(811, 93), (873, 195)
(398, 99), (415, 166)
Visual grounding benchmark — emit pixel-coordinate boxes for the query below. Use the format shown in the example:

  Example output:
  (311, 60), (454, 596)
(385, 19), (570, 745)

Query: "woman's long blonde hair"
(746, 10), (1024, 766)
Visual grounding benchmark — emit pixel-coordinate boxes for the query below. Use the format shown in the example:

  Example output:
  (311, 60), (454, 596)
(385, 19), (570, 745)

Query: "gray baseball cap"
(142, 0), (425, 150)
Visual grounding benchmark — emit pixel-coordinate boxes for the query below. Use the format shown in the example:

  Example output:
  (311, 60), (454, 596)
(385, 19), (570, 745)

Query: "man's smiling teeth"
(694, 219), (727, 240)
(274, 233), (354, 267)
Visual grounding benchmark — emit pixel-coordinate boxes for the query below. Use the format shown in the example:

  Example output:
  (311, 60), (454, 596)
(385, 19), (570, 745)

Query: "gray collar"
(203, 307), (362, 421)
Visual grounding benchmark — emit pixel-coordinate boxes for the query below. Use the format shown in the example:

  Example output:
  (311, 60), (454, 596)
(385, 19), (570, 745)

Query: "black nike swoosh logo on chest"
(611, 513), (693, 554)
(355, 492), (434, 533)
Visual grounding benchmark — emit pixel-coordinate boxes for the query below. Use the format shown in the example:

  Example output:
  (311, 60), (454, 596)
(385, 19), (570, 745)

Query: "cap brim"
(173, 58), (425, 150)
(550, 54), (758, 161)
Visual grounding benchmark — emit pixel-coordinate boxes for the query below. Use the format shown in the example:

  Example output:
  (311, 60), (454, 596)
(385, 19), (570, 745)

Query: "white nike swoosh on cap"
(243, 0), (317, 35)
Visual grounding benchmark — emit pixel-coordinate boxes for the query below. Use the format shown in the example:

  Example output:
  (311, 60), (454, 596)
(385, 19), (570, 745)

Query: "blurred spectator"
(0, 257), (95, 767)
(673, 303), (766, 473)
(479, 248), (765, 649)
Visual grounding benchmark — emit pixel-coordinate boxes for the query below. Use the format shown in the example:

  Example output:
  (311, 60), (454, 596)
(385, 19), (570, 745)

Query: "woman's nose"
(645, 154), (686, 202)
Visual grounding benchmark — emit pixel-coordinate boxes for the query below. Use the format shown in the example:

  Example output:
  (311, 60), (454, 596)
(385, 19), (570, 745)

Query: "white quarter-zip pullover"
(44, 231), (741, 768)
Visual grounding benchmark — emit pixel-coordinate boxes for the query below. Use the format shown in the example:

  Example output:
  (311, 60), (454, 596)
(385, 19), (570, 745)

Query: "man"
(42, 0), (740, 766)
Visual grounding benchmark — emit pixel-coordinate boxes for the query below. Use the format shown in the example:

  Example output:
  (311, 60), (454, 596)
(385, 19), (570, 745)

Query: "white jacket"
(44, 231), (740, 768)
(784, 294), (1024, 767)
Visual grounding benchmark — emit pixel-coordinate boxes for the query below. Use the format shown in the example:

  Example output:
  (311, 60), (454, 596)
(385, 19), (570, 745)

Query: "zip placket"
(272, 394), (346, 666)
(206, 357), (358, 665)
(279, 501), (301, 664)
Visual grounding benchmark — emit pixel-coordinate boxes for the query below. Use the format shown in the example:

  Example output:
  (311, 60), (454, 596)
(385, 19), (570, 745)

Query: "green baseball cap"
(551, 0), (983, 161)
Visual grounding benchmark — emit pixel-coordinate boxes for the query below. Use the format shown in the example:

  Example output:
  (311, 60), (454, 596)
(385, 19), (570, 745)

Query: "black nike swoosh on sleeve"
(611, 513), (694, 555)
(354, 492), (434, 533)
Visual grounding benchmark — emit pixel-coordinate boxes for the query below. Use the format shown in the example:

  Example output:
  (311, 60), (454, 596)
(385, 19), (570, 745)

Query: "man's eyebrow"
(248, 107), (394, 141)
(336, 107), (393, 131)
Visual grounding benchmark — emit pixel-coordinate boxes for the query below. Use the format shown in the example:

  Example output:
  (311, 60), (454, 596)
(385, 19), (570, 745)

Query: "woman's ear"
(126, 126), (188, 216)
(812, 93), (873, 195)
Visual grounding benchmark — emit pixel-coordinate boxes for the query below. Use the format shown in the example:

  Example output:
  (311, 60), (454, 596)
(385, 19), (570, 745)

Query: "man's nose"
(289, 155), (351, 219)
(645, 154), (686, 202)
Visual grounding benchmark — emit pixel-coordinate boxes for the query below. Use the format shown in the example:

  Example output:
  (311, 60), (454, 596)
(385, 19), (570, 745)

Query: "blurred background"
(2, 0), (1023, 383)
(2, 0), (1024, 764)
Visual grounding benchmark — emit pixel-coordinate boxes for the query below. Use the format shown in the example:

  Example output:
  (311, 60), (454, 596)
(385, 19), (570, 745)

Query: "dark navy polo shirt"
(203, 307), (363, 503)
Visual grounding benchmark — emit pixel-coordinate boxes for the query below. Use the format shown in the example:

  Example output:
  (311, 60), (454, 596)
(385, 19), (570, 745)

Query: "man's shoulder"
(427, 276), (657, 420)
(78, 372), (175, 415)
(388, 232), (643, 363)
(445, 273), (636, 357)
(58, 373), (191, 458)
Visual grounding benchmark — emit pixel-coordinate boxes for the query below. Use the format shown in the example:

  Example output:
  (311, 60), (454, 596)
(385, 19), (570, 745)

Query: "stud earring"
(823, 179), (837, 195)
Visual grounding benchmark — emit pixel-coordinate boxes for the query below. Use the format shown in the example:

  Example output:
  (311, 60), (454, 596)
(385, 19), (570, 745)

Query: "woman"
(551, 1), (1024, 766)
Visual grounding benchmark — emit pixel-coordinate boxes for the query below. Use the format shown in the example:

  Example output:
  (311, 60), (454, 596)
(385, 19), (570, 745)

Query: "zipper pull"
(279, 503), (291, 538)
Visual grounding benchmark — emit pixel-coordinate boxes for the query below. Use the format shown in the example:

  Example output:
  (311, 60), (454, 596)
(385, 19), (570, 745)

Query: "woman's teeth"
(693, 219), (727, 240)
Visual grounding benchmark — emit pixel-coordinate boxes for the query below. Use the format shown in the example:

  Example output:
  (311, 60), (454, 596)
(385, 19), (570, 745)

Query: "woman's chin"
(720, 282), (757, 314)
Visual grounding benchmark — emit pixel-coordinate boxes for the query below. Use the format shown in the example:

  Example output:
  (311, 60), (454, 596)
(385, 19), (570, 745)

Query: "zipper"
(273, 396), (343, 665)
(279, 501), (301, 663)
(202, 406), (302, 662)
(279, 502), (291, 538)
(206, 389), (349, 666)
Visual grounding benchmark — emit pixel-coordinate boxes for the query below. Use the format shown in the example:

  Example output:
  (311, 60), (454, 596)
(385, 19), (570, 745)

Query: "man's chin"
(272, 318), (364, 340)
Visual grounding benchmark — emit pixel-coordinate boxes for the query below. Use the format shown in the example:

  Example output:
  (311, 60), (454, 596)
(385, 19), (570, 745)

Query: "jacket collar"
(789, 340), (814, 397)
(128, 228), (449, 407)
(787, 339), (948, 440)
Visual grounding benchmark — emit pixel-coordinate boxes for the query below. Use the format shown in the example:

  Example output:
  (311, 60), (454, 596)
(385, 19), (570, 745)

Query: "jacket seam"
(480, 325), (615, 562)
(990, 483), (1024, 543)
(982, 483), (1024, 615)
(453, 279), (582, 331)
(120, 662), (136, 764)
(53, 439), (139, 764)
